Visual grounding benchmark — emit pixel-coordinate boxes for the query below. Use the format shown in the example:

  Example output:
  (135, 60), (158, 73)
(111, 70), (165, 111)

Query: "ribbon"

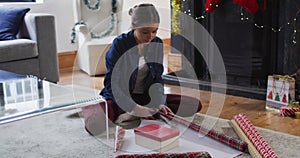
(158, 112), (248, 152)
(270, 75), (295, 82)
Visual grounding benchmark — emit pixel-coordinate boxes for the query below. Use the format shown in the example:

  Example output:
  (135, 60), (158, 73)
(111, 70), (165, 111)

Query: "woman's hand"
(158, 104), (173, 115)
(129, 105), (155, 117)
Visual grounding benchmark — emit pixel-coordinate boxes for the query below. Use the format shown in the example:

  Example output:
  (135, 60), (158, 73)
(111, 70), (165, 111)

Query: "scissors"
(152, 112), (170, 125)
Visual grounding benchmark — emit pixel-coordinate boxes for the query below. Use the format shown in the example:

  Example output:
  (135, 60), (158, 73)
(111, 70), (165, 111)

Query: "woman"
(83, 3), (202, 135)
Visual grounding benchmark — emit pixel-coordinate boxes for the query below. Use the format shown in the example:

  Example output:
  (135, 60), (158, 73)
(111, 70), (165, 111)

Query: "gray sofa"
(0, 13), (59, 83)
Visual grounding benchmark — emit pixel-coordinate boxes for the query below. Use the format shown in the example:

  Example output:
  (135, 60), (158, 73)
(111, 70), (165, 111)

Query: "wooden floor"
(58, 67), (300, 137)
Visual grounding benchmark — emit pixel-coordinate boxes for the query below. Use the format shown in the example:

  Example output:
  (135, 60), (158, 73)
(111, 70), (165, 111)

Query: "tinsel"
(171, 0), (182, 35)
(90, 0), (117, 39)
(70, 21), (87, 44)
(91, 13), (117, 38)
(71, 0), (117, 44)
(83, 0), (100, 10)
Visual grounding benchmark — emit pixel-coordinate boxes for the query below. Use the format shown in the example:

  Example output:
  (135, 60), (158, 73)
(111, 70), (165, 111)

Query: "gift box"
(266, 75), (295, 110)
(134, 124), (180, 152)
(280, 106), (300, 117)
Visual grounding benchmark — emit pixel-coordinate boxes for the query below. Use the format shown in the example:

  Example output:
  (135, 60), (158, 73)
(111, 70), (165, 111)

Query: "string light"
(240, 8), (300, 45)
(174, 0), (300, 45)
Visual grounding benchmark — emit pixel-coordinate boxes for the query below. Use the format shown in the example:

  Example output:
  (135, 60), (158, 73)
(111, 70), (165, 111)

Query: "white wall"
(3, 0), (170, 53)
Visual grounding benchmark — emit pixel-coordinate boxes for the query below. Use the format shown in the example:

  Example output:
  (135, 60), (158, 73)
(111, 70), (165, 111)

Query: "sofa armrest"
(75, 24), (88, 34)
(75, 24), (91, 44)
(24, 13), (59, 83)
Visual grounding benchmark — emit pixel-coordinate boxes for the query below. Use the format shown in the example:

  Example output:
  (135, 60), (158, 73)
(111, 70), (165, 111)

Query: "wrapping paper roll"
(114, 126), (125, 153)
(230, 120), (262, 158)
(234, 113), (278, 158)
(115, 151), (212, 158)
(280, 107), (300, 117)
(158, 112), (248, 152)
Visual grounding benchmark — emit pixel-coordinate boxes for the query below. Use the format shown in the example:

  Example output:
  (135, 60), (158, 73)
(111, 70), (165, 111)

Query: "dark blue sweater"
(100, 30), (165, 112)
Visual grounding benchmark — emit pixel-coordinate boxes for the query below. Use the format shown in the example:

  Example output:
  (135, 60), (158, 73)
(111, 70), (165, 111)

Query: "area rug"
(192, 113), (300, 158)
(0, 109), (299, 157)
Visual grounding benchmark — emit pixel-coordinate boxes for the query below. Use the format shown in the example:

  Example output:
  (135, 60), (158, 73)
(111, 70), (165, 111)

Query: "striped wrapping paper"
(230, 120), (262, 158)
(280, 106), (300, 117)
(115, 152), (212, 158)
(114, 126), (125, 153)
(158, 112), (248, 152)
(234, 113), (278, 158)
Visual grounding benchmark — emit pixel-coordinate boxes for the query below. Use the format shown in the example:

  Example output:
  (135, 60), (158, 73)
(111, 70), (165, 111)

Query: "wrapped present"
(266, 75), (295, 110)
(134, 124), (180, 152)
(280, 106), (300, 117)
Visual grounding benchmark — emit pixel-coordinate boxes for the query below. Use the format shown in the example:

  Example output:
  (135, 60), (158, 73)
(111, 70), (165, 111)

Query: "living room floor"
(58, 67), (300, 137)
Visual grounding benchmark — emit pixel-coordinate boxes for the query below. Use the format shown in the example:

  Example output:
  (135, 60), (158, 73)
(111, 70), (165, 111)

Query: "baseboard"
(58, 51), (77, 70)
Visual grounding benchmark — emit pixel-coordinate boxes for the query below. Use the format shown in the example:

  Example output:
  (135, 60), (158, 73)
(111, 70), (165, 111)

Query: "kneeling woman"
(82, 3), (202, 135)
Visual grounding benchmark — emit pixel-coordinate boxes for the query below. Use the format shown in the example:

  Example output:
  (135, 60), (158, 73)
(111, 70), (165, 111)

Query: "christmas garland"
(171, 0), (182, 35)
(83, 0), (100, 10)
(90, 0), (117, 38)
(71, 0), (117, 44)
(70, 21), (87, 44)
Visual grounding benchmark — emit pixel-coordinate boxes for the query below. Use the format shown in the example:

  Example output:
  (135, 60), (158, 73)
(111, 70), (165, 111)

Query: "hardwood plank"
(58, 69), (300, 137)
(58, 51), (77, 69)
(57, 46), (300, 137)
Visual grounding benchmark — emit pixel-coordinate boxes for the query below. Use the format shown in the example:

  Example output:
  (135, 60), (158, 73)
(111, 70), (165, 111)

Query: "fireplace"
(164, 0), (300, 99)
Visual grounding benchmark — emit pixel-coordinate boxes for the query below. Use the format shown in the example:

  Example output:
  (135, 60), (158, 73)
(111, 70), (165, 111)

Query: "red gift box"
(134, 124), (180, 152)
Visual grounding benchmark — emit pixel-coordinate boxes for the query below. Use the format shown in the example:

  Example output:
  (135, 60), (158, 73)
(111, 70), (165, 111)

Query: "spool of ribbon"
(158, 112), (248, 152)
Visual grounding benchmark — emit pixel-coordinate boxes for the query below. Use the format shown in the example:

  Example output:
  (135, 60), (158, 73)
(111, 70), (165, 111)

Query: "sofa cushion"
(0, 39), (38, 63)
(0, 7), (30, 41)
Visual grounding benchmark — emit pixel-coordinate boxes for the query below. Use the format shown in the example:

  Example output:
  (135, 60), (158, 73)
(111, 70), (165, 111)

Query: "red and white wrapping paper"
(280, 106), (300, 117)
(114, 126), (125, 153)
(158, 112), (248, 152)
(234, 113), (278, 158)
(115, 151), (212, 158)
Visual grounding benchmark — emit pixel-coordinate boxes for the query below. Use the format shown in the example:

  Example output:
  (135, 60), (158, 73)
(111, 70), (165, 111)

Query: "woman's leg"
(165, 94), (202, 117)
(82, 100), (124, 135)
